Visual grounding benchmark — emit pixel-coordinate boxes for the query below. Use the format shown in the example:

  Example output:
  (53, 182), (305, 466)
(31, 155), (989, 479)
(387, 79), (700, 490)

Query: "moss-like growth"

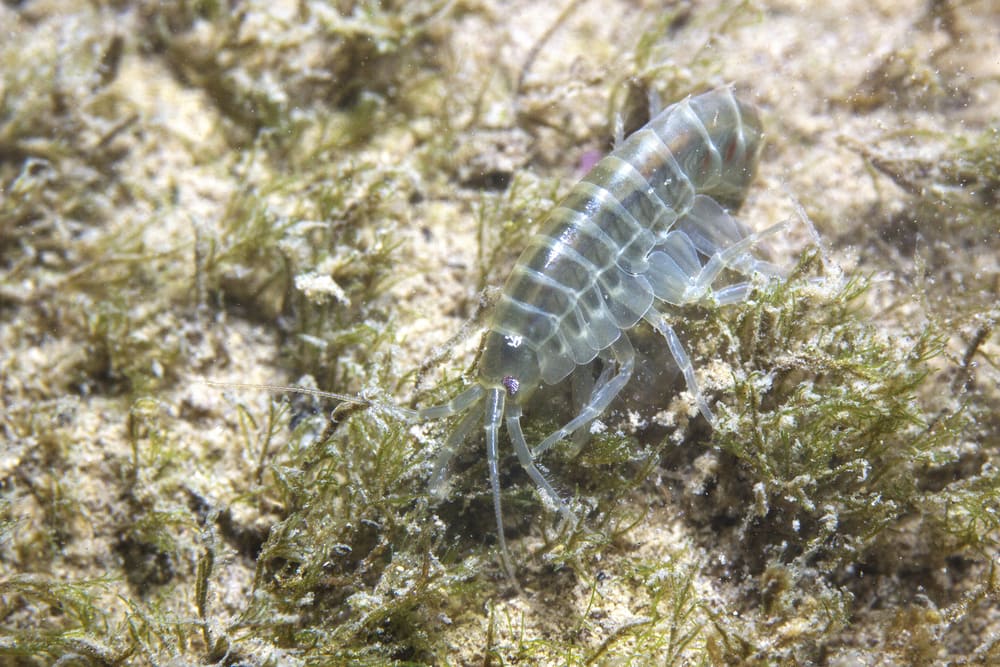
(622, 0), (760, 111)
(714, 256), (955, 565)
(670, 248), (995, 662)
(0, 575), (123, 664)
(843, 1), (971, 112)
(853, 125), (1000, 238)
(136, 0), (456, 142)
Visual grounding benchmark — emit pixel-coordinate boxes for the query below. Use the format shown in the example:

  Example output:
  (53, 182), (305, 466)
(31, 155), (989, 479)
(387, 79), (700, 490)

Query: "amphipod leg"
(483, 387), (515, 577)
(570, 359), (616, 449)
(506, 403), (578, 525)
(420, 385), (486, 497)
(643, 309), (715, 426)
(428, 404), (482, 498)
(676, 195), (787, 303)
(648, 211), (786, 307)
(531, 334), (636, 458)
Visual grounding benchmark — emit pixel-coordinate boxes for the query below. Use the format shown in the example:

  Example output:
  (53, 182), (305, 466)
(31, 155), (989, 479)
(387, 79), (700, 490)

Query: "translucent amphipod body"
(418, 86), (782, 574)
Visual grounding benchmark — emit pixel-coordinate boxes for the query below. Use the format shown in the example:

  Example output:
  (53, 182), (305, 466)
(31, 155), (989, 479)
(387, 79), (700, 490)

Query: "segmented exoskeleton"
(417, 87), (780, 571)
(417, 86), (781, 574)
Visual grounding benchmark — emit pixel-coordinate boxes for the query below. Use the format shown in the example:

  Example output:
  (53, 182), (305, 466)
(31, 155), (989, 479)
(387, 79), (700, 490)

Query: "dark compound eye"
(502, 375), (520, 397)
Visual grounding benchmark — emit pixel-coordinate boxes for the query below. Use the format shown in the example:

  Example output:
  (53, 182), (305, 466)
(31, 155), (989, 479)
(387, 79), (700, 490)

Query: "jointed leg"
(643, 309), (715, 426)
(532, 334), (636, 458)
(423, 385), (486, 498)
(679, 195), (787, 298)
(648, 195), (786, 307)
(428, 405), (482, 498)
(506, 404), (578, 525)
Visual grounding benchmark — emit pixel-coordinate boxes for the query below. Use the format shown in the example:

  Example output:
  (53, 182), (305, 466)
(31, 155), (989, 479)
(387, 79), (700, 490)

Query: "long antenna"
(196, 379), (419, 420)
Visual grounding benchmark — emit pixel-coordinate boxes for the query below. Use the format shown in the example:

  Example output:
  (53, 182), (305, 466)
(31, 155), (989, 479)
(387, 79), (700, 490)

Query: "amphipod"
(419, 86), (781, 574)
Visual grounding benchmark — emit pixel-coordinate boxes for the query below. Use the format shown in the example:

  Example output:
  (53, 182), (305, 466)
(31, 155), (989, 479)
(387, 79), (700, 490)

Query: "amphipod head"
(479, 330), (541, 403)
(477, 329), (542, 578)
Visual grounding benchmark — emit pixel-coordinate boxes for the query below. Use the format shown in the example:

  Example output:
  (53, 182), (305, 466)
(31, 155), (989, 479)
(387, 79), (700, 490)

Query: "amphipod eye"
(502, 375), (520, 397)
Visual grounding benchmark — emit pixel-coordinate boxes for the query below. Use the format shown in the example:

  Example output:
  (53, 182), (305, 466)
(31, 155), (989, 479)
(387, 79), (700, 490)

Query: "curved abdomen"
(482, 88), (764, 388)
